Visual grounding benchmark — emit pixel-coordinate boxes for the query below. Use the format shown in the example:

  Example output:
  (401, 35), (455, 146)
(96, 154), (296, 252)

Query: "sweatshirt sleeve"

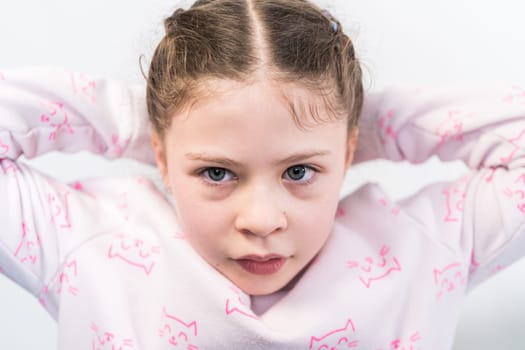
(0, 66), (154, 164)
(0, 67), (148, 306)
(354, 85), (525, 289)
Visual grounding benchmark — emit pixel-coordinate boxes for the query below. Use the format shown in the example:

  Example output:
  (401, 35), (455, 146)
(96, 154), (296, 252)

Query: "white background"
(1, 0), (525, 348)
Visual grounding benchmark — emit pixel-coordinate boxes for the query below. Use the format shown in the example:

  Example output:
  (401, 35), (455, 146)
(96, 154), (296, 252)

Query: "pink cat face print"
(48, 190), (72, 228)
(434, 262), (466, 300)
(1, 159), (18, 175)
(442, 174), (470, 223)
(376, 331), (422, 350)
(90, 322), (134, 350)
(347, 245), (402, 288)
(70, 71), (97, 103)
(158, 307), (199, 349)
(503, 173), (525, 213)
(0, 139), (8, 156)
(56, 259), (79, 296)
(378, 110), (397, 145)
(14, 223), (41, 266)
(309, 319), (359, 349)
(500, 128), (525, 165)
(107, 234), (161, 275)
(111, 134), (131, 157)
(434, 110), (469, 146)
(225, 285), (258, 320)
(39, 100), (74, 141)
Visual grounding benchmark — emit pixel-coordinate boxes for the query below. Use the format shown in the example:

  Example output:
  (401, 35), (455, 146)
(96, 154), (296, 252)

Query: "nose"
(234, 183), (288, 237)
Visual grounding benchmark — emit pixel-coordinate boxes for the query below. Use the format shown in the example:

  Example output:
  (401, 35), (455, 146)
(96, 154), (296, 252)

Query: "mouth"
(234, 254), (287, 275)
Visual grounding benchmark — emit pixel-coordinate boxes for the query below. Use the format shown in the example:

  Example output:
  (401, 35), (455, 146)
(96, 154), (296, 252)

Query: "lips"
(235, 254), (287, 275)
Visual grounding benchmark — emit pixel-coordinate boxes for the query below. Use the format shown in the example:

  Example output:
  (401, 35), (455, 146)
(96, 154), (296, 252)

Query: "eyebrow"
(185, 150), (331, 167)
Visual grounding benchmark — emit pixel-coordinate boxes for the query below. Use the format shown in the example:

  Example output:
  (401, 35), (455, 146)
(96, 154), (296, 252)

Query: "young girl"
(1, 0), (525, 349)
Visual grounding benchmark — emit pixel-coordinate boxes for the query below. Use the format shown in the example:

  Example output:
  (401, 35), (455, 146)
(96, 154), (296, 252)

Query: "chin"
(235, 276), (292, 296)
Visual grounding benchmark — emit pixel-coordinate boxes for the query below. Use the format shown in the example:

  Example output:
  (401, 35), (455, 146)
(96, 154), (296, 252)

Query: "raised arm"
(354, 84), (525, 169)
(0, 67), (152, 311)
(354, 84), (525, 288)
(0, 66), (154, 164)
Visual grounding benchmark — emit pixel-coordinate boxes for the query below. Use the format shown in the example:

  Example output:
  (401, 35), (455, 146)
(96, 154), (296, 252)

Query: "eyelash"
(283, 165), (318, 185)
(197, 165), (319, 187)
(198, 168), (237, 187)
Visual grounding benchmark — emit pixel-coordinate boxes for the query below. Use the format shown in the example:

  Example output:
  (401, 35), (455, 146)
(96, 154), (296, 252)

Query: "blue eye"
(202, 167), (235, 183)
(283, 165), (316, 183)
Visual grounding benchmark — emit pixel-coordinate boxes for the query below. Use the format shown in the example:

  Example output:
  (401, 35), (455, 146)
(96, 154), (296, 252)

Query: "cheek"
(172, 197), (225, 262)
(290, 195), (340, 249)
(170, 184), (234, 248)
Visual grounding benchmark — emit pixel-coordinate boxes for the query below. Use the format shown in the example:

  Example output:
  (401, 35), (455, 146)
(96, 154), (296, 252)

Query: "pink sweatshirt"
(1, 67), (525, 349)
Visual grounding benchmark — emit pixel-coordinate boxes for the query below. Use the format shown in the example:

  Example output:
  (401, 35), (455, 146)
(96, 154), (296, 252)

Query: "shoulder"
(336, 182), (420, 228)
(335, 179), (466, 253)
(69, 175), (178, 229)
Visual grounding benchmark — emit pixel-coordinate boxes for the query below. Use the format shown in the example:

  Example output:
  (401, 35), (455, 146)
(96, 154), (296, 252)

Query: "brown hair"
(146, 0), (363, 138)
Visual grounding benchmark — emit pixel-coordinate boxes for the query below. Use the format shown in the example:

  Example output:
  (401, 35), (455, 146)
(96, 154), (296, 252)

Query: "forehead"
(165, 79), (347, 160)
(179, 78), (345, 123)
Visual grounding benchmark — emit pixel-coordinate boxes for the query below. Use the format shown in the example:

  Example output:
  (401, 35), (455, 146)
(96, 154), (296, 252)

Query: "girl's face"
(153, 79), (358, 295)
